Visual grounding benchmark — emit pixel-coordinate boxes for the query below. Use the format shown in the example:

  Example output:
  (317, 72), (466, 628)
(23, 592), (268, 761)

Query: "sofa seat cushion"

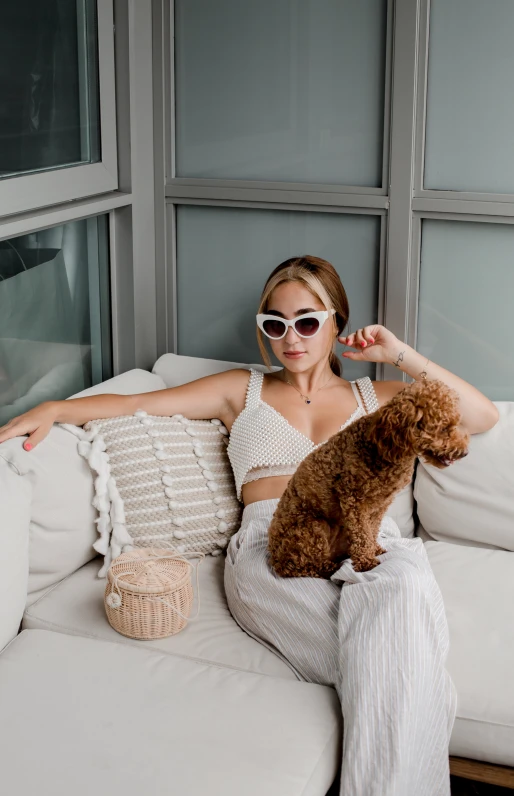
(0, 629), (341, 796)
(22, 553), (298, 680)
(425, 541), (514, 766)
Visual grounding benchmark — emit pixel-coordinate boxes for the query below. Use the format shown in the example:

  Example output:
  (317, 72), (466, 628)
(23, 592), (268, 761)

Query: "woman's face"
(265, 281), (335, 371)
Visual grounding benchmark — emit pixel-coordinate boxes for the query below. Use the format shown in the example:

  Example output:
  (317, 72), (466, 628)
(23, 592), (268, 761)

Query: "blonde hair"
(257, 256), (350, 376)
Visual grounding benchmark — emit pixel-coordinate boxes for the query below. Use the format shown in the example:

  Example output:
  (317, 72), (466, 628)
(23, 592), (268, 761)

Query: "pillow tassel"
(62, 422), (115, 578)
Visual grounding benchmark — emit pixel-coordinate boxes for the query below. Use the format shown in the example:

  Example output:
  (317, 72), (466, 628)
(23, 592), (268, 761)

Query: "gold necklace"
(284, 372), (334, 404)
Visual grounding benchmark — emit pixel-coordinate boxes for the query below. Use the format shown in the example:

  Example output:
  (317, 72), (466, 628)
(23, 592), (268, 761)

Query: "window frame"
(413, 0), (514, 206)
(0, 0), (118, 219)
(161, 0), (395, 378)
(0, 0), (160, 383)
(155, 0), (514, 401)
(167, 0), (393, 197)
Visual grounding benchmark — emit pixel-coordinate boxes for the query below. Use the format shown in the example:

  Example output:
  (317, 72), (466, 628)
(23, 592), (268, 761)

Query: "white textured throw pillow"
(65, 411), (242, 577)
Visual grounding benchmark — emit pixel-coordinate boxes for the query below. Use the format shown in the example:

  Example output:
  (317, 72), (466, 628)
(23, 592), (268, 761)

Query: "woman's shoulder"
(369, 379), (406, 408)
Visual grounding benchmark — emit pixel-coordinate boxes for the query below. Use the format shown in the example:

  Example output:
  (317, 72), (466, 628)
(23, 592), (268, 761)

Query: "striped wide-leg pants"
(224, 498), (457, 796)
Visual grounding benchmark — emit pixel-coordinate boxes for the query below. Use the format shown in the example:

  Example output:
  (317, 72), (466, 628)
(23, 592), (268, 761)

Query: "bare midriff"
(241, 474), (293, 506)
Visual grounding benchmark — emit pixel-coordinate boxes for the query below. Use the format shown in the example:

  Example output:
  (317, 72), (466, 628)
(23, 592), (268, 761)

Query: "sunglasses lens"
(295, 317), (320, 337)
(262, 318), (287, 338)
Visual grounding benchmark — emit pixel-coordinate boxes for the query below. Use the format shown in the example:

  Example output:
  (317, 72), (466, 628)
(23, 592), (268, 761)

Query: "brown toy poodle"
(268, 378), (470, 578)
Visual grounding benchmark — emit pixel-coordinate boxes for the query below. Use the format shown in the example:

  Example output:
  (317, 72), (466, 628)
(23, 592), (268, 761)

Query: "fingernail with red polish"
(24, 442), (32, 451)
(360, 341), (366, 347)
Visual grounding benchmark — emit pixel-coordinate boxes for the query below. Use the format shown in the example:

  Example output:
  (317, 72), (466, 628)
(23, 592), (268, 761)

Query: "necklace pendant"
(305, 399), (311, 404)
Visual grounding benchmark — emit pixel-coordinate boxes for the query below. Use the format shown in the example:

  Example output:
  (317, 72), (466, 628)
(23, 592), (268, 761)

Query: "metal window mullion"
(0, 191), (132, 241)
(375, 214), (389, 382)
(416, 189), (514, 203)
(167, 178), (387, 196)
(165, 0), (177, 356)
(76, 0), (91, 162)
(168, 0), (176, 181)
(380, 0), (394, 193)
(167, 203), (178, 354)
(97, 0), (118, 182)
(413, 0), (430, 195)
(165, 184), (388, 210)
(86, 216), (103, 383)
(128, 0), (158, 370)
(384, 0), (421, 382)
(413, 197), (514, 216)
(408, 214), (422, 359)
(152, 0), (170, 360)
(165, 197), (387, 217)
(415, 210), (514, 226)
(109, 205), (136, 375)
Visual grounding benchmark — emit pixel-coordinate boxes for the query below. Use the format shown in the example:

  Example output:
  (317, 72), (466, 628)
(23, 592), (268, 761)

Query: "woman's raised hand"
(0, 402), (58, 451)
(338, 324), (400, 363)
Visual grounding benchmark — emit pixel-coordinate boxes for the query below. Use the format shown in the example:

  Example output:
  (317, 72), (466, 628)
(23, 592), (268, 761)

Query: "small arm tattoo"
(392, 350), (405, 368)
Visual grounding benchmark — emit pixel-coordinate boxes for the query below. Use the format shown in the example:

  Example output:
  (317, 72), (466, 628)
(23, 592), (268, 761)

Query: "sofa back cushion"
(152, 354), (416, 538)
(152, 352), (280, 385)
(0, 370), (167, 606)
(414, 401), (514, 550)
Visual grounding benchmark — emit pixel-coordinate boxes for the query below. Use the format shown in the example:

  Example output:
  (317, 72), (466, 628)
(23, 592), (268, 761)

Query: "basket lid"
(107, 549), (191, 594)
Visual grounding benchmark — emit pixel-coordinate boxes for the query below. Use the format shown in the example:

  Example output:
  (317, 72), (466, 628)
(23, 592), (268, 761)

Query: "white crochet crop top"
(227, 368), (379, 502)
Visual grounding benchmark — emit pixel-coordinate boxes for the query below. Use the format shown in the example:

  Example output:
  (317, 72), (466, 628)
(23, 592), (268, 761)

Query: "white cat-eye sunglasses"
(256, 308), (336, 340)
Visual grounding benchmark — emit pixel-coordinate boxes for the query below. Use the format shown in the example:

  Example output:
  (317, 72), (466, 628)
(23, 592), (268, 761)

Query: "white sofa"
(0, 353), (513, 795)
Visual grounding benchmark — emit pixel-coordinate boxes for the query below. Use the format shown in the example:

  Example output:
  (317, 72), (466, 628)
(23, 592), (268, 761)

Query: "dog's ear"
(366, 386), (423, 463)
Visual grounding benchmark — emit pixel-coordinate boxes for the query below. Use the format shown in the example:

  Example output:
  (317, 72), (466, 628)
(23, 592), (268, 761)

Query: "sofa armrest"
(0, 456), (31, 649)
(0, 368), (168, 612)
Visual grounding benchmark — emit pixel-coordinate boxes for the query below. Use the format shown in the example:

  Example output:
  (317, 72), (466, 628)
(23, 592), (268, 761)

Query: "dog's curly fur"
(268, 379), (470, 578)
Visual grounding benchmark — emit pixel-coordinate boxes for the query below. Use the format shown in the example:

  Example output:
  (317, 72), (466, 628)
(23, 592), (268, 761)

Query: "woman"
(0, 256), (498, 795)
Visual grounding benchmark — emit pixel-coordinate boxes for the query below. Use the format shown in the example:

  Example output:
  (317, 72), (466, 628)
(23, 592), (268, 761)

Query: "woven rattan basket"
(104, 548), (195, 639)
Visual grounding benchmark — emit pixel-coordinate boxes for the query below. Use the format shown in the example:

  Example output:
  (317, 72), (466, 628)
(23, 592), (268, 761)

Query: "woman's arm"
(0, 368), (250, 449)
(53, 368), (247, 425)
(340, 325), (499, 435)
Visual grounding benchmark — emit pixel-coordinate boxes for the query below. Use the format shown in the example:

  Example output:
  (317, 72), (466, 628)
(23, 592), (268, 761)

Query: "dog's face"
(369, 378), (471, 468)
(406, 380), (470, 468)
(418, 423), (470, 469)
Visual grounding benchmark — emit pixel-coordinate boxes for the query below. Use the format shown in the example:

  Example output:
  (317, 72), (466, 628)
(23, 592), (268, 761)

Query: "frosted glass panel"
(0, 216), (112, 424)
(176, 206), (380, 381)
(417, 220), (514, 401)
(424, 0), (514, 193)
(175, 0), (387, 185)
